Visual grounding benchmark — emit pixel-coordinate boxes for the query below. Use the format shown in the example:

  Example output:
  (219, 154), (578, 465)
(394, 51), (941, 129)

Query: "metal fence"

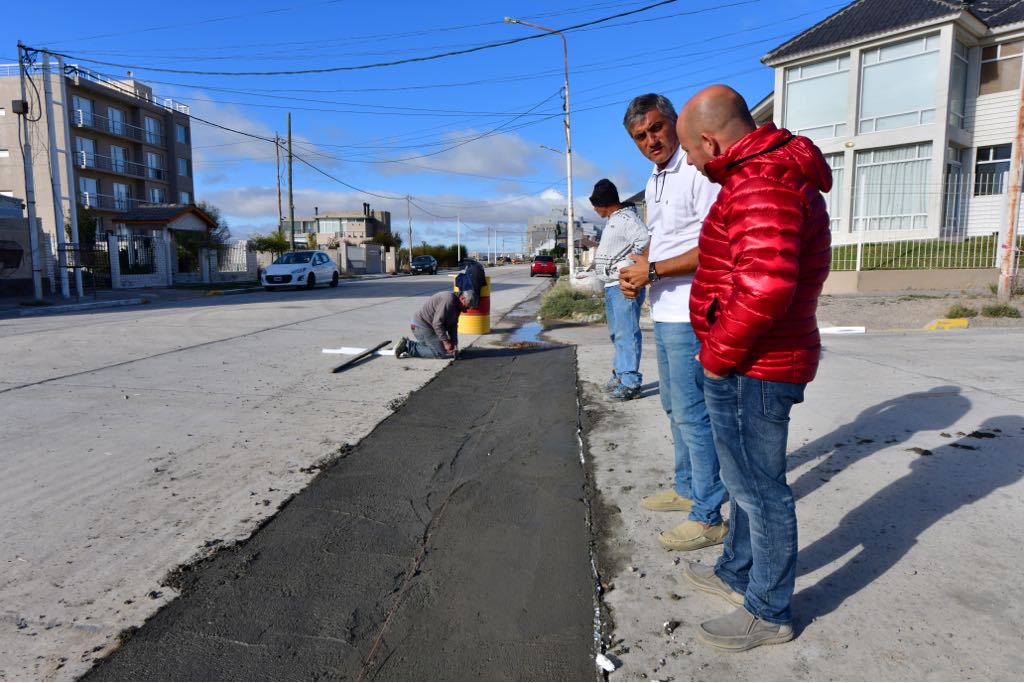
(117, 235), (156, 275)
(828, 170), (1022, 274)
(216, 241), (249, 273)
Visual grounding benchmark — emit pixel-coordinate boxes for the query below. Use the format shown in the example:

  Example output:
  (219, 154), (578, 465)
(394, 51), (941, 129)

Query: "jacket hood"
(705, 123), (832, 193)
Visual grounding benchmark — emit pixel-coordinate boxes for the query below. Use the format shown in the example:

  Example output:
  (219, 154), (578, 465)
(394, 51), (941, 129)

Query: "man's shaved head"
(677, 85), (756, 175)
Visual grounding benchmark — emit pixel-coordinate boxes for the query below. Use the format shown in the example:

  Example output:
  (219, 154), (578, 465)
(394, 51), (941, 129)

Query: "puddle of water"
(507, 321), (544, 344)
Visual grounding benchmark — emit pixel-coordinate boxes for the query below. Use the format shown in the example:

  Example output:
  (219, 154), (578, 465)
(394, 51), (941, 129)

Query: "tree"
(196, 200), (231, 248)
(247, 231), (290, 256)
(65, 205), (99, 246)
(370, 231), (402, 250)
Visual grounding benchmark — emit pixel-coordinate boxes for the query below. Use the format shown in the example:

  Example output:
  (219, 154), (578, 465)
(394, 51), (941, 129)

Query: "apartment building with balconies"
(0, 63), (194, 242)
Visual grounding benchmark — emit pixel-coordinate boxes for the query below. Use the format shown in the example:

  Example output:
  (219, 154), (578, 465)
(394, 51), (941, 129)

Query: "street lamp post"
(505, 16), (576, 279)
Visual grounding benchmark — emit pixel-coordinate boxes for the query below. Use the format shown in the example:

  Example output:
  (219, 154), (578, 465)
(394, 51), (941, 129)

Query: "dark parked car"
(530, 255), (558, 278)
(411, 255), (438, 275)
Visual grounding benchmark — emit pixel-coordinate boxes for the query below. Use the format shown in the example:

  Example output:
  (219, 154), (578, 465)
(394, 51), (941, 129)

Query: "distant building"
(526, 207), (598, 255)
(0, 62), (195, 242)
(284, 203), (392, 245)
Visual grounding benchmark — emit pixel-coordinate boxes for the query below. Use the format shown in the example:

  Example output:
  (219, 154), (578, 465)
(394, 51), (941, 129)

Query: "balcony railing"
(78, 191), (140, 212)
(73, 109), (167, 146)
(76, 151), (161, 180)
(1, 63), (190, 115)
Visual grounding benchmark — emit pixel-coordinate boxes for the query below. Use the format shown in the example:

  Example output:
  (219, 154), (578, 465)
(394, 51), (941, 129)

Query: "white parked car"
(261, 250), (340, 290)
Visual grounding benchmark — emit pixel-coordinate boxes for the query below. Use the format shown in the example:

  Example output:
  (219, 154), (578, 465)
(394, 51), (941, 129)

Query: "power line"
(29, 0), (681, 76)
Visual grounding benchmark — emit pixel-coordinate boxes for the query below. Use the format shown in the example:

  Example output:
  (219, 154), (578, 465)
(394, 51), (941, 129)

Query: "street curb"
(19, 298), (146, 316)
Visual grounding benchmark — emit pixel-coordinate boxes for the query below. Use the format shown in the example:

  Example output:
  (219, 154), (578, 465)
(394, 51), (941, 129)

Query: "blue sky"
(3, 0), (844, 251)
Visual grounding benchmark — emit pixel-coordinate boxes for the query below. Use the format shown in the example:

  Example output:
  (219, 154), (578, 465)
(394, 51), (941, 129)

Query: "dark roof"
(118, 204), (216, 227)
(763, 0), (1024, 64)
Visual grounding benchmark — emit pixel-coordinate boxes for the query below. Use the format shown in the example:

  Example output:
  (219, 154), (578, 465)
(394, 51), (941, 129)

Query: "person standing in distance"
(619, 93), (728, 552)
(590, 178), (650, 401)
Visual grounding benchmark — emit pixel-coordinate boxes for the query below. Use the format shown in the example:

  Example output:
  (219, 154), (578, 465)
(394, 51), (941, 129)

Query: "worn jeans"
(653, 321), (725, 525)
(703, 373), (806, 624)
(604, 285), (645, 389)
(405, 322), (450, 359)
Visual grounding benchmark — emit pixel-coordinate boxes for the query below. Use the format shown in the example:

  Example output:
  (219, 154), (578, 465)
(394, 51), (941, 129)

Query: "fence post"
(108, 234), (121, 288)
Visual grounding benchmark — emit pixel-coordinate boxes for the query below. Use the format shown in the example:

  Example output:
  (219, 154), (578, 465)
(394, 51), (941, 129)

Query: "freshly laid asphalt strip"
(84, 345), (597, 681)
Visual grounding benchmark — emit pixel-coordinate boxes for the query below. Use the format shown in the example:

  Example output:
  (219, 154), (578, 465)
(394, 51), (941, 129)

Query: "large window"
(72, 96), (93, 126)
(823, 153), (844, 232)
(853, 142), (933, 232)
(146, 152), (164, 180)
(75, 137), (96, 167)
(113, 182), (131, 210)
(108, 107), (126, 136)
(175, 123), (189, 144)
(784, 55), (850, 139)
(180, 191), (191, 204)
(78, 177), (98, 199)
(980, 41), (1023, 96)
(859, 34), (939, 134)
(950, 41), (969, 128)
(110, 145), (128, 174)
(144, 116), (163, 145)
(318, 218), (341, 233)
(974, 144), (1011, 195)
(149, 187), (166, 203)
(177, 157), (191, 177)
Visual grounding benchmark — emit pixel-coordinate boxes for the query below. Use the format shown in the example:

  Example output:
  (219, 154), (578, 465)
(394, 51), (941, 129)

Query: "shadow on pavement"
(788, 386), (972, 502)
(795, 414), (1024, 625)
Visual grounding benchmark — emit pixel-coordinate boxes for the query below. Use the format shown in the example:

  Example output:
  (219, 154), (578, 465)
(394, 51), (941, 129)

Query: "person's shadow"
(795, 414), (1024, 624)
(788, 386), (971, 502)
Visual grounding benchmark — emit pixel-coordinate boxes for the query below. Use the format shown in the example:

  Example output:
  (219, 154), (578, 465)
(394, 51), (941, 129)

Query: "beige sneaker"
(658, 520), (728, 551)
(640, 489), (693, 512)
(684, 562), (745, 607)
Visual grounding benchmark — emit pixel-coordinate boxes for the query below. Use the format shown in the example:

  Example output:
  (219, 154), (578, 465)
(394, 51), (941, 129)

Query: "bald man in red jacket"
(677, 84), (832, 652)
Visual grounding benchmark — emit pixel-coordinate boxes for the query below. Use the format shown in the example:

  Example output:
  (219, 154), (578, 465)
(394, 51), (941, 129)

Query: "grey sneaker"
(684, 562), (744, 607)
(608, 383), (641, 401)
(394, 337), (409, 359)
(697, 606), (794, 652)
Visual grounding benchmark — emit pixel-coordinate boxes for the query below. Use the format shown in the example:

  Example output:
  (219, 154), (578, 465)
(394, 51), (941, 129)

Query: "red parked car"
(530, 255), (558, 278)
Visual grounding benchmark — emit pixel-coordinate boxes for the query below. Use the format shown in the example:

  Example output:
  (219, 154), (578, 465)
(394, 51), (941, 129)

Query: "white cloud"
(207, 184), (599, 247)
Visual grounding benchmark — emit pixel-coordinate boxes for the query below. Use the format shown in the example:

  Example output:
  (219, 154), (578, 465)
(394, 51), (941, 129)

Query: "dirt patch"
(817, 291), (1024, 331)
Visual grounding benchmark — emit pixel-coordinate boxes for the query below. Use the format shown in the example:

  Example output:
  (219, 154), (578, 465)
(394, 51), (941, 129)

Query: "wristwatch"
(648, 261), (660, 283)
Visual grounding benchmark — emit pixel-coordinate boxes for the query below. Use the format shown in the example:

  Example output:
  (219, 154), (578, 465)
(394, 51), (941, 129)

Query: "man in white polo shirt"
(619, 93), (728, 551)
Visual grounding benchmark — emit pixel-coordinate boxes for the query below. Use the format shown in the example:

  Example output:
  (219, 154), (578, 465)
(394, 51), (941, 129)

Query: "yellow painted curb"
(206, 291), (224, 297)
(924, 318), (969, 331)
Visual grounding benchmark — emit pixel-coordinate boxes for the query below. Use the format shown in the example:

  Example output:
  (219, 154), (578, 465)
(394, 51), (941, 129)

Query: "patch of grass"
(539, 281), (605, 321)
(980, 303), (1021, 318)
(831, 235), (1022, 271)
(946, 303), (978, 318)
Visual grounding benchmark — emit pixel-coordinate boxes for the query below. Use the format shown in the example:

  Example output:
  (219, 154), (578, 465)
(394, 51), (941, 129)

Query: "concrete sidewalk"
(550, 322), (1024, 680)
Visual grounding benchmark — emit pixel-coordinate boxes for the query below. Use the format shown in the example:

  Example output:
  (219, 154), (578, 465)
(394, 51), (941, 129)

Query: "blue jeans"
(604, 285), (645, 389)
(653, 321), (725, 525)
(703, 373), (805, 624)
(406, 322), (449, 359)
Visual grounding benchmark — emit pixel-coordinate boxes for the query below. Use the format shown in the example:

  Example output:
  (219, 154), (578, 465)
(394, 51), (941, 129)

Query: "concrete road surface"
(0, 266), (547, 680)
(550, 322), (1024, 681)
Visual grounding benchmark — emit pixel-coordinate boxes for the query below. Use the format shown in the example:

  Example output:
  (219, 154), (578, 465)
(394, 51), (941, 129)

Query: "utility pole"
(456, 211), (461, 263)
(57, 55), (83, 297)
(406, 195), (413, 271)
(42, 53), (69, 298)
(275, 132), (283, 234)
(287, 113), (295, 250)
(17, 43), (43, 300)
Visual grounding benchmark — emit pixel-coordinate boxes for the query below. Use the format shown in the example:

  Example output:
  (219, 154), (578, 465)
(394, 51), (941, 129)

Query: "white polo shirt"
(645, 146), (720, 322)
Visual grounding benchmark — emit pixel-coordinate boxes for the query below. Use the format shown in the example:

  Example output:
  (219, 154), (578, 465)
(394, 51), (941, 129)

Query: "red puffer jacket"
(689, 123), (832, 384)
